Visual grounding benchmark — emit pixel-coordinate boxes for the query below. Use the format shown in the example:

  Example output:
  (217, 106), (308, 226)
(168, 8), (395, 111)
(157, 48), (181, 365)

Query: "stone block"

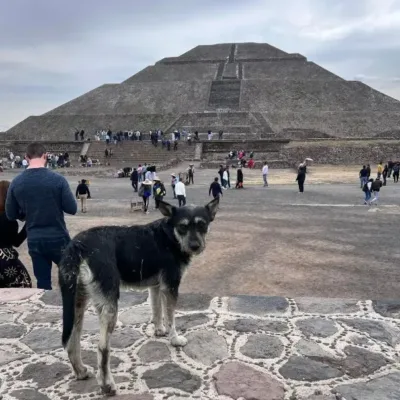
(227, 295), (289, 316)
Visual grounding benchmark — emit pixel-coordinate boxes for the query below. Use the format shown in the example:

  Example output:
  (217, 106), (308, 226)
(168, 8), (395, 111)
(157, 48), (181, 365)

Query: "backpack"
(362, 183), (369, 192)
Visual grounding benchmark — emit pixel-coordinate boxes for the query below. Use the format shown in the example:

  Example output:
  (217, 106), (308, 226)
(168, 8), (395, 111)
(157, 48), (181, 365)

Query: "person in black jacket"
(76, 179), (91, 213)
(236, 168), (244, 188)
(130, 168), (138, 192)
(0, 181), (32, 288)
(296, 167), (306, 193)
(209, 178), (223, 199)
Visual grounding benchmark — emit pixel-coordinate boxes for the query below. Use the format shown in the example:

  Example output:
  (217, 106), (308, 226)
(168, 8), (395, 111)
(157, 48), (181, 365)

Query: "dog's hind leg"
(67, 284), (90, 380)
(149, 286), (166, 336)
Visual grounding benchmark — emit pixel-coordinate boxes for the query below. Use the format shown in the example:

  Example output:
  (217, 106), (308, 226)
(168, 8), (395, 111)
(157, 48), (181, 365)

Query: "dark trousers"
(172, 185), (176, 198)
(298, 181), (305, 192)
(154, 198), (162, 209)
(388, 168), (392, 177)
(28, 236), (70, 290)
(189, 175), (194, 184)
(143, 196), (150, 212)
(132, 181), (138, 192)
(177, 195), (186, 207)
(394, 172), (399, 182)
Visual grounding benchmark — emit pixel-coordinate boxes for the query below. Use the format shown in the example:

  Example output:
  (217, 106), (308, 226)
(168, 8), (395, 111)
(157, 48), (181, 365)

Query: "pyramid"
(6, 42), (400, 141)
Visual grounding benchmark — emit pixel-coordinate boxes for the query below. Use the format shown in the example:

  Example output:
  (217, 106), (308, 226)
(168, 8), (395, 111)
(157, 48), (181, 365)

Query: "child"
(76, 179), (91, 213)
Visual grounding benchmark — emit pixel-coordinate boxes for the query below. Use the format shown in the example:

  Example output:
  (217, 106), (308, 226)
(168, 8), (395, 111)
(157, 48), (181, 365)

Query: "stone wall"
(202, 140), (289, 153)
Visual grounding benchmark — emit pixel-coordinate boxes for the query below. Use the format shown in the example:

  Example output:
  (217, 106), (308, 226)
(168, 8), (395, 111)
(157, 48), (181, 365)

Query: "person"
(175, 177), (186, 207)
(366, 164), (371, 179)
(393, 163), (400, 183)
(222, 168), (229, 189)
(296, 166), (306, 193)
(218, 165), (224, 184)
(363, 178), (373, 205)
(359, 165), (368, 188)
(171, 173), (177, 199)
(130, 168), (138, 192)
(173, 140), (178, 151)
(6, 143), (77, 290)
(247, 158), (255, 169)
(209, 177), (223, 199)
(388, 160), (394, 178)
(139, 179), (152, 214)
(188, 164), (194, 185)
(0, 181), (32, 288)
(105, 148), (109, 158)
(208, 130), (212, 141)
(236, 168), (244, 189)
(218, 130), (223, 140)
(370, 178), (383, 205)
(377, 161), (383, 179)
(80, 130), (85, 141)
(152, 177), (166, 209)
(76, 179), (91, 213)
(262, 161), (269, 187)
(382, 164), (388, 186)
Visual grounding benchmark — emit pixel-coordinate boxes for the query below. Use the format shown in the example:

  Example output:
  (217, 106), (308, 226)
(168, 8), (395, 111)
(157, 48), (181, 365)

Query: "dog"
(59, 198), (219, 396)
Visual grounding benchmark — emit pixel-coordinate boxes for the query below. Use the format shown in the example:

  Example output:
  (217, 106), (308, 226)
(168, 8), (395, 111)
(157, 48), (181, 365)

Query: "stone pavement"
(1, 290), (400, 399)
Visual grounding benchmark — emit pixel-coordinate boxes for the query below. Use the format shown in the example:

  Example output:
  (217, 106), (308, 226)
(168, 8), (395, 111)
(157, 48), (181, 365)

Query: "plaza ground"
(3, 164), (400, 299)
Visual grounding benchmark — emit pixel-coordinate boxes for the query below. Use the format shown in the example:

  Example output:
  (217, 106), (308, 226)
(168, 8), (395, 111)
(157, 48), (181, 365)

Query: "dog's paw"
(75, 366), (90, 380)
(100, 383), (117, 397)
(170, 335), (188, 347)
(154, 325), (167, 336)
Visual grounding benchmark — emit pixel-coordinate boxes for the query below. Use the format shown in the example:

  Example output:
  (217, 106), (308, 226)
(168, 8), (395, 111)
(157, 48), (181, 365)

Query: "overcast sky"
(1, 0), (400, 131)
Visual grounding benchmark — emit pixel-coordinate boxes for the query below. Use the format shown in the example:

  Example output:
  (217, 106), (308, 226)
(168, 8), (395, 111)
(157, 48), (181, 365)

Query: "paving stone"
(339, 318), (400, 347)
(0, 288), (41, 302)
(113, 394), (153, 400)
(21, 328), (61, 352)
(177, 293), (212, 311)
(10, 389), (51, 400)
(111, 328), (142, 348)
(119, 305), (151, 325)
(350, 335), (370, 346)
(18, 362), (70, 388)
(336, 371), (400, 399)
(0, 323), (26, 338)
(23, 311), (61, 324)
(81, 350), (122, 369)
(175, 313), (209, 331)
(118, 291), (148, 308)
(240, 334), (284, 359)
(296, 318), (338, 338)
(373, 299), (400, 318)
(0, 349), (28, 366)
(295, 339), (337, 360)
(224, 318), (288, 333)
(138, 341), (171, 363)
(228, 295), (289, 316)
(300, 396), (336, 400)
(279, 356), (343, 381)
(214, 361), (284, 400)
(183, 330), (228, 365)
(0, 313), (13, 322)
(82, 313), (100, 332)
(296, 298), (359, 314)
(40, 290), (62, 306)
(69, 378), (99, 394)
(142, 363), (201, 393)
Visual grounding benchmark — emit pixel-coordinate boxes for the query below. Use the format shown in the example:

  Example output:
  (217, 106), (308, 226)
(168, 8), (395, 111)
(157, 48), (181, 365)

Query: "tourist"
(382, 164), (388, 186)
(171, 132), (175, 142)
(247, 158), (255, 169)
(137, 165), (142, 183)
(218, 165), (224, 184)
(209, 177), (223, 199)
(194, 131), (199, 141)
(130, 168), (138, 192)
(109, 148), (113, 158)
(377, 161), (383, 179)
(363, 178), (373, 205)
(366, 164), (371, 178)
(208, 130), (212, 141)
(388, 160), (394, 177)
(188, 164), (194, 185)
(175, 177), (186, 207)
(262, 161), (269, 187)
(226, 166), (231, 189)
(174, 140), (178, 151)
(0, 181), (32, 288)
(296, 166), (306, 193)
(142, 164), (147, 181)
(171, 173), (177, 199)
(22, 158), (28, 169)
(153, 177), (166, 209)
(6, 143), (77, 290)
(139, 179), (152, 214)
(393, 163), (400, 183)
(370, 178), (383, 205)
(167, 140), (171, 151)
(218, 130), (223, 140)
(75, 179), (91, 213)
(74, 130), (79, 141)
(222, 168), (229, 189)
(80, 130), (85, 141)
(105, 148), (109, 158)
(359, 165), (368, 188)
(236, 168), (244, 189)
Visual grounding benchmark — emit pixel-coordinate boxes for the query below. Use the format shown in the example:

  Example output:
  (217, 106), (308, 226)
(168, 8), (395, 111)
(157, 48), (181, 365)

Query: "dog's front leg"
(161, 287), (187, 347)
(149, 286), (166, 336)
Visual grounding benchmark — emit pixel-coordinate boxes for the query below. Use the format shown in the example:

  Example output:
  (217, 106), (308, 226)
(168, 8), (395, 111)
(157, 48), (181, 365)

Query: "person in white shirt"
(175, 177), (186, 207)
(262, 161), (269, 187)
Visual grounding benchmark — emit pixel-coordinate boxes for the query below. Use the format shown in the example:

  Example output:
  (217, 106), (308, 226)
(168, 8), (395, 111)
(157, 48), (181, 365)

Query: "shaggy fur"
(59, 198), (218, 396)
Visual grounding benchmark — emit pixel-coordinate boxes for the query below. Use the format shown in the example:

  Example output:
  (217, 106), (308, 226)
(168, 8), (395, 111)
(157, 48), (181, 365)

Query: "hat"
(153, 176), (161, 181)
(143, 179), (152, 185)
(171, 173), (176, 177)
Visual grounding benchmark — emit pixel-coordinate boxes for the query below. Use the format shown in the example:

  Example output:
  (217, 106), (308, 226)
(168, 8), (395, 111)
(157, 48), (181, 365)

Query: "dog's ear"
(205, 197), (219, 221)
(158, 200), (176, 217)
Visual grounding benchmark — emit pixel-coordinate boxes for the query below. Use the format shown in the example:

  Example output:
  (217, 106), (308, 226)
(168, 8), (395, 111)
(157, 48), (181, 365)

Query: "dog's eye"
(196, 221), (207, 231)
(178, 224), (188, 233)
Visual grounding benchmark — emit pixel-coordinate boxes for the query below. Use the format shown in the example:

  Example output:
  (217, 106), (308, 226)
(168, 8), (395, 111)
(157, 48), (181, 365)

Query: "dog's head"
(158, 198), (219, 255)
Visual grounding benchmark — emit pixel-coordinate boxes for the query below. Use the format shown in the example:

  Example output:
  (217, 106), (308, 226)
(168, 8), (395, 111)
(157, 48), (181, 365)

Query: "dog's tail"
(59, 240), (86, 348)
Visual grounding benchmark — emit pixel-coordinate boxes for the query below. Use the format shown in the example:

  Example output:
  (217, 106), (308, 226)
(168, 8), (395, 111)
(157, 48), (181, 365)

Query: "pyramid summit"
(6, 42), (400, 141)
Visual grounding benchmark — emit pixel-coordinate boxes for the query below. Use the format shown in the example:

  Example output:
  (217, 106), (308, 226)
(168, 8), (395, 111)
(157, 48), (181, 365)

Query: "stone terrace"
(1, 289), (400, 400)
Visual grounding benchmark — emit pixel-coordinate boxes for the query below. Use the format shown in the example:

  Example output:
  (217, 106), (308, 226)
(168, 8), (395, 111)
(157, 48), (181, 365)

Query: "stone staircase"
(208, 80), (241, 110)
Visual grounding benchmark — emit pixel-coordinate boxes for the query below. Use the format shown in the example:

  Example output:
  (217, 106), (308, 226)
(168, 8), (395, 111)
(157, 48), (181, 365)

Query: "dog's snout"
(189, 242), (201, 251)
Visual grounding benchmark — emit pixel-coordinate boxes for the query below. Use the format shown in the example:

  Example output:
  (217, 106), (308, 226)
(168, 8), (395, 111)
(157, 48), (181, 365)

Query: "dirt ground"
(3, 163), (400, 299)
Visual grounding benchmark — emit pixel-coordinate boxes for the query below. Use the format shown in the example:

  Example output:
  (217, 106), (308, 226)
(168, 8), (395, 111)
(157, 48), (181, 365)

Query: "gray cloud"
(1, 0), (400, 130)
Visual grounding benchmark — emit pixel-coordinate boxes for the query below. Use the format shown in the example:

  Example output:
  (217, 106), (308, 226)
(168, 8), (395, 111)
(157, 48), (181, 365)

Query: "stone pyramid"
(6, 42), (400, 141)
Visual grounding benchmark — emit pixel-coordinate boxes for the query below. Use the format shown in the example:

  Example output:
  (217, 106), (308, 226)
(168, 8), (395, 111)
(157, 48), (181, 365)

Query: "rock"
(81, 350), (122, 369)
(111, 328), (142, 348)
(23, 311), (61, 324)
(40, 290), (62, 306)
(113, 394), (153, 400)
(300, 396), (336, 400)
(183, 330), (228, 365)
(373, 299), (400, 318)
(119, 291), (148, 308)
(335, 372), (400, 399)
(214, 361), (284, 400)
(10, 389), (51, 400)
(0, 350), (28, 366)
(69, 378), (99, 394)
(177, 293), (212, 311)
(138, 341), (171, 363)
(224, 319), (288, 333)
(175, 313), (209, 331)
(295, 339), (337, 360)
(119, 305), (151, 325)
(296, 318), (338, 338)
(0, 324), (26, 338)
(339, 318), (400, 347)
(142, 363), (201, 393)
(279, 356), (343, 381)
(296, 298), (359, 314)
(0, 313), (13, 323)
(228, 295), (289, 316)
(21, 328), (61, 352)
(240, 334), (284, 359)
(18, 362), (70, 388)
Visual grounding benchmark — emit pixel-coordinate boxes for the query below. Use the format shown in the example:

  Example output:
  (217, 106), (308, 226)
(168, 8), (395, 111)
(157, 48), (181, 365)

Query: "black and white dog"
(59, 198), (218, 396)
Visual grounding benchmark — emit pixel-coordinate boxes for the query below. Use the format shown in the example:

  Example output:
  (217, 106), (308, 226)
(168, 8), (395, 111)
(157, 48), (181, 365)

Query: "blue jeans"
(28, 236), (70, 290)
(364, 191), (371, 203)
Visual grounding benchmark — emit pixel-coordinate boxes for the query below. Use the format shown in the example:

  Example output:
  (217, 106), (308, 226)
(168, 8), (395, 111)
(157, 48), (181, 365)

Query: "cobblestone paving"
(1, 290), (400, 399)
